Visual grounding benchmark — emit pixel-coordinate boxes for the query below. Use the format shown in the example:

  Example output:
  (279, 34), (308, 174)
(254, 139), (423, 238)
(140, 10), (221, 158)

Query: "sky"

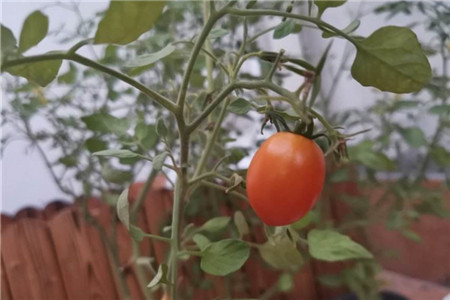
(1, 1), (441, 215)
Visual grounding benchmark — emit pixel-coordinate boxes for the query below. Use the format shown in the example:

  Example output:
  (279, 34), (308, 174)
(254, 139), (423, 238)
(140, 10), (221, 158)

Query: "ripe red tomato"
(246, 132), (325, 226)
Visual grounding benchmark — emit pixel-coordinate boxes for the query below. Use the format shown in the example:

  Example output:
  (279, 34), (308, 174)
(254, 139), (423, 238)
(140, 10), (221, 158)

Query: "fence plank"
(1, 257), (13, 300)
(2, 219), (67, 300)
(49, 208), (122, 300)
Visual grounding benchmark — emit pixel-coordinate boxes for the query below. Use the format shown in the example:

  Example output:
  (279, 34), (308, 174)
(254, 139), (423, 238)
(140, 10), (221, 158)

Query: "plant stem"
(131, 168), (158, 217)
(203, 0), (215, 93)
(132, 240), (153, 300)
(2, 52), (177, 112)
(193, 97), (231, 177)
(189, 79), (308, 132)
(176, 8), (225, 113)
(225, 8), (358, 45)
(199, 180), (248, 201)
(169, 176), (183, 299)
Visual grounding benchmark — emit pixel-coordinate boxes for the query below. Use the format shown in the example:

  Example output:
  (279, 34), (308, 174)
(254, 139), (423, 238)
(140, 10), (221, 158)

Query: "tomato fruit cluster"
(246, 132), (326, 226)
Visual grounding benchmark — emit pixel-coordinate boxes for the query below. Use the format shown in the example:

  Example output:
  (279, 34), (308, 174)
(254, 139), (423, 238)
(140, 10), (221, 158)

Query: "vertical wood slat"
(1, 256), (13, 300)
(49, 208), (120, 300)
(1, 219), (67, 300)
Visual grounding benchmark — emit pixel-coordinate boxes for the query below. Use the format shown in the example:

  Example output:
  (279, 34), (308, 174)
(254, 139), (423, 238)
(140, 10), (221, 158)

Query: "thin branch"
(2, 52), (177, 112)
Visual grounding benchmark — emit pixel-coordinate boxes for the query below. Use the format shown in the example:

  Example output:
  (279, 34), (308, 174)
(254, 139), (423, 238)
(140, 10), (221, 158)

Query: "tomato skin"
(246, 132), (325, 226)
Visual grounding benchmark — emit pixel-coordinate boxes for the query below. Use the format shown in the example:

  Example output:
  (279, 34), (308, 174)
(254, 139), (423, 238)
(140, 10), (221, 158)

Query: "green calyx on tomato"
(246, 131), (326, 226)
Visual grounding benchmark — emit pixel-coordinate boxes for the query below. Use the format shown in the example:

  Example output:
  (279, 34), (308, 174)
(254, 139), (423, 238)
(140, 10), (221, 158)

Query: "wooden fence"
(2, 181), (449, 300)
(1, 185), (347, 300)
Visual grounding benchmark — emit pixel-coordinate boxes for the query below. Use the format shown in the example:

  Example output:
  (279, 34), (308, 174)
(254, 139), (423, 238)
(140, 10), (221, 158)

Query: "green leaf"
(234, 211), (249, 238)
(57, 63), (77, 84)
(258, 235), (303, 271)
(156, 118), (168, 138)
(228, 98), (251, 115)
(351, 26), (431, 93)
(126, 43), (176, 72)
(317, 274), (345, 287)
(102, 165), (133, 184)
(401, 229), (421, 242)
(208, 28), (229, 40)
(116, 188), (129, 229)
(135, 122), (157, 150)
(307, 229), (373, 262)
(323, 19), (360, 38)
(152, 152), (168, 170)
(329, 168), (350, 183)
(81, 113), (130, 135)
(94, 1), (166, 45)
(315, 0), (346, 16)
(147, 264), (171, 288)
(1, 24), (17, 59)
(278, 273), (294, 292)
(193, 233), (211, 251)
(397, 127), (427, 148)
(430, 146), (450, 167)
(199, 216), (231, 233)
(201, 239), (250, 276)
(348, 142), (395, 171)
(129, 225), (145, 242)
(59, 155), (77, 167)
(19, 11), (48, 53)
(94, 149), (140, 158)
(273, 19), (295, 39)
(7, 58), (62, 87)
(429, 104), (450, 116)
(290, 211), (316, 230)
(85, 137), (107, 153)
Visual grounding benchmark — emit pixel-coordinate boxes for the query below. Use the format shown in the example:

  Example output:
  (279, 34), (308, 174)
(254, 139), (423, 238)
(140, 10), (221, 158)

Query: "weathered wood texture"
(1, 181), (449, 300)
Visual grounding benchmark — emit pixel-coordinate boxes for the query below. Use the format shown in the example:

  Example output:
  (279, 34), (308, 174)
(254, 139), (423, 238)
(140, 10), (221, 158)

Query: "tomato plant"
(247, 132), (325, 226)
(1, 1), (439, 300)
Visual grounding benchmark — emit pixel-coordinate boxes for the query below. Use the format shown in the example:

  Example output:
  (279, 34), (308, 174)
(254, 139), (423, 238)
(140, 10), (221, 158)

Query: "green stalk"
(193, 98), (231, 177)
(169, 174), (183, 299)
(203, 0), (215, 93)
(176, 8), (226, 113)
(2, 52), (176, 112)
(225, 8), (358, 45)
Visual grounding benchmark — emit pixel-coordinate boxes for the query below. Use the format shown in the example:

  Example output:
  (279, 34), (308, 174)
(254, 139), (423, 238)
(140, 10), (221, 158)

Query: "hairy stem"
(2, 52), (176, 112)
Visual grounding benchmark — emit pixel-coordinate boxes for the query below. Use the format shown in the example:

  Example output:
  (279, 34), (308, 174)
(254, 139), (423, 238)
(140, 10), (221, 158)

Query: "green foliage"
(19, 11), (48, 53)
(397, 126), (427, 148)
(351, 26), (432, 93)
(258, 234), (304, 271)
(208, 28), (229, 40)
(228, 98), (251, 115)
(273, 19), (295, 39)
(126, 43), (176, 75)
(116, 188), (130, 229)
(348, 141), (395, 171)
(200, 239), (250, 276)
(315, 0), (347, 16)
(278, 273), (294, 292)
(152, 152), (167, 170)
(1, 25), (17, 59)
(94, 149), (140, 158)
(102, 164), (133, 184)
(81, 113), (130, 135)
(193, 233), (211, 251)
(307, 229), (373, 261)
(94, 1), (166, 45)
(322, 19), (360, 38)
(8, 59), (62, 87)
(199, 216), (231, 233)
(1, 1), (444, 299)
(148, 264), (171, 288)
(233, 211), (249, 238)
